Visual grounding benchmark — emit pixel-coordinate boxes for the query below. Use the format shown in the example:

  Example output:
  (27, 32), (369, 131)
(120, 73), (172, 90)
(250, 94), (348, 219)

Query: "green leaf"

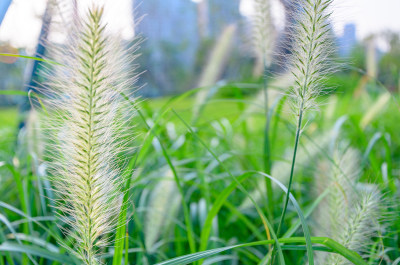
(199, 173), (252, 252)
(171, 109), (285, 264)
(0, 90), (29, 96)
(156, 237), (367, 265)
(282, 188), (329, 238)
(0, 53), (63, 65)
(255, 171), (314, 263)
(0, 242), (76, 264)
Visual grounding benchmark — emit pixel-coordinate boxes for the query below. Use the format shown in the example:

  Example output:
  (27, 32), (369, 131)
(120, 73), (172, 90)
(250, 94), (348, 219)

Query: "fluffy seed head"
(326, 188), (384, 264)
(287, 0), (335, 115)
(145, 169), (181, 252)
(315, 147), (388, 264)
(252, 0), (276, 67)
(41, 3), (138, 264)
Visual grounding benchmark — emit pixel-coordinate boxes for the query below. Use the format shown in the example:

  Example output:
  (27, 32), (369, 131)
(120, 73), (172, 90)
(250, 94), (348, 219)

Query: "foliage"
(0, 67), (399, 263)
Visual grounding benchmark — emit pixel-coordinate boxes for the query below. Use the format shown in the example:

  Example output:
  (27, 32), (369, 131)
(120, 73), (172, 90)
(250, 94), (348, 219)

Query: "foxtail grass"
(252, 0), (276, 219)
(252, 0), (275, 69)
(271, 0), (336, 263)
(277, 0), (335, 235)
(315, 148), (388, 264)
(41, 4), (138, 264)
(145, 170), (181, 252)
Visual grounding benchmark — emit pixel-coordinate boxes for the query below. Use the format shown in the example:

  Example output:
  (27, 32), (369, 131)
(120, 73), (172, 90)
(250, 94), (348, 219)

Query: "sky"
(0, 0), (399, 53)
(331, 0), (400, 38)
(0, 0), (134, 53)
(240, 0), (400, 38)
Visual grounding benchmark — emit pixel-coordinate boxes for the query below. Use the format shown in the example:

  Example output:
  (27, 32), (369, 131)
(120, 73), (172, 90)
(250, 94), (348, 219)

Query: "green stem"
(271, 103), (304, 265)
(277, 103), (304, 236)
(192, 88), (212, 220)
(275, 0), (318, 239)
(262, 59), (274, 223)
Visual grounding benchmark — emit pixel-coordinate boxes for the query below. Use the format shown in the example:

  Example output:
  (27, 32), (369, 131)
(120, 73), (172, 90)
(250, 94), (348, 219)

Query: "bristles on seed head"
(252, 0), (276, 67)
(286, 0), (336, 116)
(315, 147), (391, 264)
(40, 2), (139, 264)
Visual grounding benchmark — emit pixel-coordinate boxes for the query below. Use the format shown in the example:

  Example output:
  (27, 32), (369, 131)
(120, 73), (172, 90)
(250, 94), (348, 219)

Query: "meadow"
(0, 69), (399, 264)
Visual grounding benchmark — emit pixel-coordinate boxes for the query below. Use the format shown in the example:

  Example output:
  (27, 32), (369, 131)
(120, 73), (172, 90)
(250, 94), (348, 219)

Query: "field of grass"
(0, 69), (399, 264)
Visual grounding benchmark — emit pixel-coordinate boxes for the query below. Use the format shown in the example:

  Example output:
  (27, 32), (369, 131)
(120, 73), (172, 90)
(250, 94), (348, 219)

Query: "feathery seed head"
(326, 187), (384, 264)
(287, 0), (336, 115)
(42, 3), (138, 264)
(145, 169), (181, 252)
(315, 147), (390, 264)
(252, 0), (276, 67)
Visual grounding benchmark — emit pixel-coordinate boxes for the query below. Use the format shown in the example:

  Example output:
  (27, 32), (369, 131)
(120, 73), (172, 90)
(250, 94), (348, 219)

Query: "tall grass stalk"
(270, 0), (336, 262)
(276, 0), (335, 238)
(253, 0), (276, 219)
(42, 5), (137, 264)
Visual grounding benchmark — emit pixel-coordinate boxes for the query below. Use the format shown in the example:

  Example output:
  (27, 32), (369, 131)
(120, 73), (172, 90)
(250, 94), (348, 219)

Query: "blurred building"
(134, 0), (199, 95)
(338, 23), (357, 57)
(134, 0), (242, 96)
(208, 0), (241, 39)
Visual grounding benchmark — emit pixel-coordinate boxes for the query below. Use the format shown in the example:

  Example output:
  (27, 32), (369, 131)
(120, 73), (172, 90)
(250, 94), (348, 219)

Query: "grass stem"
(277, 103), (304, 236)
(271, 103), (304, 265)
(262, 57), (274, 228)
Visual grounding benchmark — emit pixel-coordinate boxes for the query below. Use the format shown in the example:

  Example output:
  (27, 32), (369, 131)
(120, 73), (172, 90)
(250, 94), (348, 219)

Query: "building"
(134, 0), (242, 96)
(338, 23), (357, 57)
(207, 0), (241, 38)
(134, 0), (199, 95)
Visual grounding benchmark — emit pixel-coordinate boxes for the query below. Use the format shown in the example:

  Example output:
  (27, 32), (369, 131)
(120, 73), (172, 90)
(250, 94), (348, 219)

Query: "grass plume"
(273, 0), (336, 262)
(252, 0), (277, 220)
(287, 0), (335, 114)
(252, 0), (276, 69)
(42, 4), (138, 264)
(315, 148), (388, 264)
(277, 0), (335, 230)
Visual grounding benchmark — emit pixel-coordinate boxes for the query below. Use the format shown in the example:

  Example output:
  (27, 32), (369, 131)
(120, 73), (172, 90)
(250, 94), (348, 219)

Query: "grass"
(0, 108), (18, 127)
(0, 70), (399, 264)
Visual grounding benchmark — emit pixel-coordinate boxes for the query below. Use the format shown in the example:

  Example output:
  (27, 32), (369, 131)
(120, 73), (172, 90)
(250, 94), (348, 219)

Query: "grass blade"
(0, 242), (76, 264)
(0, 53), (62, 65)
(156, 237), (367, 265)
(171, 109), (285, 264)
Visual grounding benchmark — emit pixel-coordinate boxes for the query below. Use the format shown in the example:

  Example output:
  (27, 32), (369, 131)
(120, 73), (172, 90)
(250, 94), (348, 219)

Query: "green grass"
(0, 72), (399, 264)
(0, 108), (18, 128)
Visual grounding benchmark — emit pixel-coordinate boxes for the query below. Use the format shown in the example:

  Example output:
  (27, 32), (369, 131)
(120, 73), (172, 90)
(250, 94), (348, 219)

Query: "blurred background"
(0, 1), (400, 263)
(0, 0), (399, 102)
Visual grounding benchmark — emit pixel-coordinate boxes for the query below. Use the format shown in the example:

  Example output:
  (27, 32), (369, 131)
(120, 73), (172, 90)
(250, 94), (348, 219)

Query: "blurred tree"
(379, 32), (400, 91)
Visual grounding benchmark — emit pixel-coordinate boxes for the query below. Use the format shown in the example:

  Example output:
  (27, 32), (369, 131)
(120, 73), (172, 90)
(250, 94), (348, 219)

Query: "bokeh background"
(0, 0), (399, 100)
(0, 0), (400, 264)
